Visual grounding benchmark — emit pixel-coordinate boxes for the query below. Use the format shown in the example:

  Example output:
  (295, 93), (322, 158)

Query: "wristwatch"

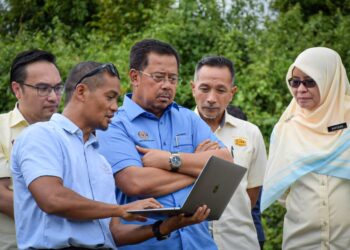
(152, 220), (170, 241)
(169, 153), (182, 172)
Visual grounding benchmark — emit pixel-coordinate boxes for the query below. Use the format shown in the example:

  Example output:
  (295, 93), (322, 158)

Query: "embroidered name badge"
(137, 131), (149, 140)
(234, 137), (247, 147)
(327, 122), (347, 132)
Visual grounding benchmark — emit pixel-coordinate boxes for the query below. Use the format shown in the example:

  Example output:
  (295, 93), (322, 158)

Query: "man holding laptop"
(97, 39), (232, 249)
(11, 61), (212, 249)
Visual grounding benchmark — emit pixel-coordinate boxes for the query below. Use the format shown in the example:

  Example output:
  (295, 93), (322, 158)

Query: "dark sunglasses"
(288, 78), (317, 88)
(75, 63), (120, 88)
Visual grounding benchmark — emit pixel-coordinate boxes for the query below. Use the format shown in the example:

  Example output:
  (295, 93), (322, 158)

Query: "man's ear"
(129, 69), (139, 88)
(190, 80), (196, 95)
(11, 82), (23, 99)
(75, 84), (89, 102)
(231, 85), (238, 95)
(229, 85), (238, 102)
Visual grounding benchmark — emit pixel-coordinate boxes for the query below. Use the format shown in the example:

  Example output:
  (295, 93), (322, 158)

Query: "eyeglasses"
(75, 63), (120, 88)
(288, 78), (317, 88)
(22, 83), (64, 97)
(139, 71), (179, 85)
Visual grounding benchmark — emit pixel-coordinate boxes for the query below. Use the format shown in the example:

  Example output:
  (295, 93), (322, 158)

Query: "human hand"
(195, 139), (220, 153)
(120, 198), (163, 222)
(136, 145), (170, 170)
(160, 205), (211, 234)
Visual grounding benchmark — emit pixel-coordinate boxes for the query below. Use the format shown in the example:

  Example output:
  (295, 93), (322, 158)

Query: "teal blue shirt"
(11, 114), (117, 249)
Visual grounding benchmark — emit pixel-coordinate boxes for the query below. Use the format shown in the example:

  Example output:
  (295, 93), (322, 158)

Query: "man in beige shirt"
(192, 56), (267, 250)
(0, 49), (62, 249)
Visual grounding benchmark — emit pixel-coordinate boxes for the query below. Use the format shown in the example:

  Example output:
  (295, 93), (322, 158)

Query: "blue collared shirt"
(11, 114), (117, 250)
(97, 94), (223, 250)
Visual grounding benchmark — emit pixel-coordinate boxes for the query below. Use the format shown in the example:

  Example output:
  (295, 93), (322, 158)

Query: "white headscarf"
(261, 47), (350, 210)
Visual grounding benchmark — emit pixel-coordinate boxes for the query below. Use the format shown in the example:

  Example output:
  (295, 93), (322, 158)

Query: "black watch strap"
(152, 220), (170, 241)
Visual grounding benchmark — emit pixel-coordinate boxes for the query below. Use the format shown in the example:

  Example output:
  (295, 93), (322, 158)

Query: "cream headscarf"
(261, 47), (350, 210)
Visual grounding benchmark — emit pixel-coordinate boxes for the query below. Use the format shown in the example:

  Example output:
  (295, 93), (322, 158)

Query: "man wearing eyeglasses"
(97, 39), (232, 250)
(0, 49), (62, 250)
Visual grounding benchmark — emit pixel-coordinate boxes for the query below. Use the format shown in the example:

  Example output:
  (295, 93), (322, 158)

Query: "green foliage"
(0, 0), (97, 35)
(1, 1), (350, 248)
(91, 0), (174, 41)
(262, 202), (286, 250)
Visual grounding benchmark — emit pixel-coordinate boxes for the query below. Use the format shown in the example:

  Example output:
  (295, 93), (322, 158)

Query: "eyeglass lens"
(288, 79), (317, 88)
(37, 84), (64, 96)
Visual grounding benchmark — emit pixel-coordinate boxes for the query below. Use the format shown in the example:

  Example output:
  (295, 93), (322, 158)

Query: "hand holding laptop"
(156, 205), (211, 236)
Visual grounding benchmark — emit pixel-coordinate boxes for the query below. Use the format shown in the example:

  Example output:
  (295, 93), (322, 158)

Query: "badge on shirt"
(138, 131), (149, 140)
(327, 122), (347, 132)
(233, 137), (247, 147)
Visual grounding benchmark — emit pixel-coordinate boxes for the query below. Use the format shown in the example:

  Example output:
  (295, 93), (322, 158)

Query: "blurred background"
(1, 1), (350, 248)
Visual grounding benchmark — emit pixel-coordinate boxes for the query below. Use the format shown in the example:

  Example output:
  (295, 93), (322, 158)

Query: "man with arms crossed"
(192, 56), (267, 250)
(97, 39), (232, 249)
(0, 49), (62, 250)
(11, 61), (210, 249)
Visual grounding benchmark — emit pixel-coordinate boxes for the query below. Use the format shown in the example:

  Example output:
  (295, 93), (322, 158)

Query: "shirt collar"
(221, 110), (237, 128)
(10, 103), (29, 127)
(122, 93), (179, 121)
(51, 113), (99, 147)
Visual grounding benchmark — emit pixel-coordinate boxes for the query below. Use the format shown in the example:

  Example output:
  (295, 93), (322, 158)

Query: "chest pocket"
(234, 148), (253, 169)
(173, 135), (194, 153)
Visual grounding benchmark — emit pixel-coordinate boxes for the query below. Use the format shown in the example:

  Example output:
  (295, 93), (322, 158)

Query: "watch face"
(171, 155), (181, 167)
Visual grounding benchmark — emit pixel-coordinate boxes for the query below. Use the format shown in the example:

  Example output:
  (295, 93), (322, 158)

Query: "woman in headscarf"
(261, 47), (350, 249)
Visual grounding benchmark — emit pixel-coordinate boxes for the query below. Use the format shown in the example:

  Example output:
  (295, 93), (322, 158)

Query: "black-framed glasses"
(288, 78), (317, 88)
(75, 63), (120, 88)
(139, 71), (179, 85)
(22, 83), (64, 97)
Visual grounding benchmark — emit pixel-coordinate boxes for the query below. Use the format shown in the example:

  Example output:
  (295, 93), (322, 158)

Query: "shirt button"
(322, 201), (326, 206)
(163, 142), (166, 146)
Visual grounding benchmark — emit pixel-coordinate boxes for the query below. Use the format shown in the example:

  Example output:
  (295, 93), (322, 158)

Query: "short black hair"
(194, 56), (235, 84)
(10, 49), (57, 92)
(64, 61), (103, 105)
(129, 39), (180, 71)
(226, 105), (247, 121)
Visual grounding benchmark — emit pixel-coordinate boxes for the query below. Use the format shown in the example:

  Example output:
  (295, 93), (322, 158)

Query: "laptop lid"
(127, 156), (247, 220)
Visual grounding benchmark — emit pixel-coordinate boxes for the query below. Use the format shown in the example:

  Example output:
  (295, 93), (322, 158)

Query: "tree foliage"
(1, 0), (350, 249)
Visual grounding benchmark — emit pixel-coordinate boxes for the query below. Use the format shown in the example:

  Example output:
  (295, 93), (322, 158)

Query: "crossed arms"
(116, 140), (233, 197)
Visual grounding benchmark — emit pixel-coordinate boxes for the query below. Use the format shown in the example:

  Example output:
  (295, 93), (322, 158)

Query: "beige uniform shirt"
(282, 172), (350, 250)
(0, 105), (28, 250)
(196, 109), (267, 250)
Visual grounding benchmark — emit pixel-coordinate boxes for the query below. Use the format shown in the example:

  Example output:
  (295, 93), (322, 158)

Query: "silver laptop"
(127, 156), (247, 220)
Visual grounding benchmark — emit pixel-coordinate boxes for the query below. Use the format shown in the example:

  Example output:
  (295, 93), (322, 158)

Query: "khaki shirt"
(283, 172), (350, 250)
(195, 109), (267, 250)
(0, 105), (28, 250)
